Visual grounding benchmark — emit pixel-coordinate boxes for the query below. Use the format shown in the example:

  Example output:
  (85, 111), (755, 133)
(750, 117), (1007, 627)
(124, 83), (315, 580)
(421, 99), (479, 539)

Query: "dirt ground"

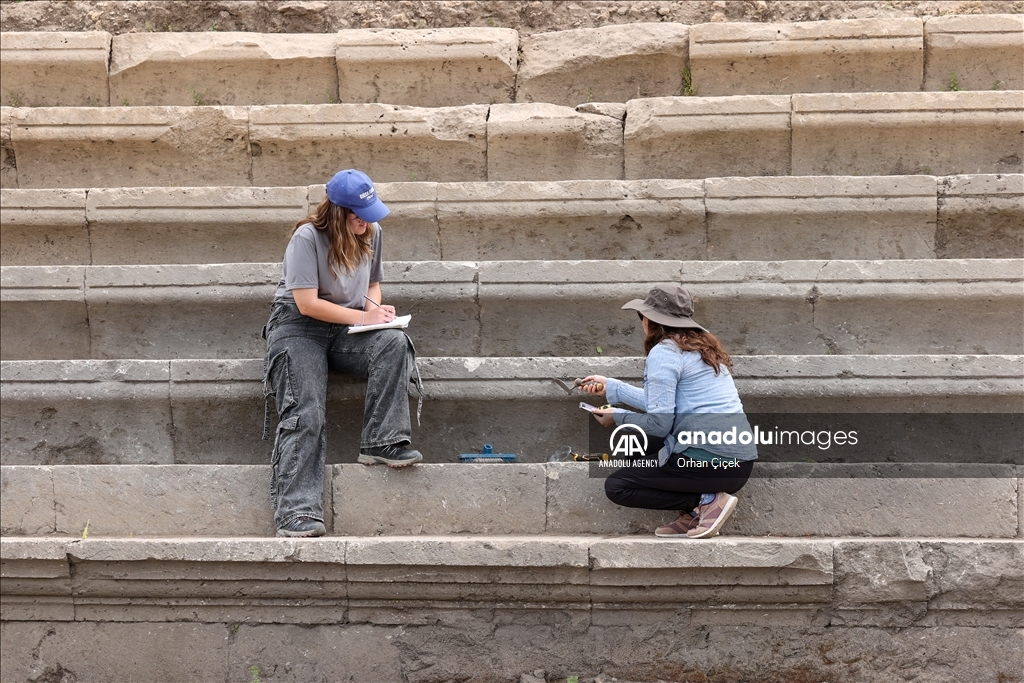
(1, 0), (1021, 35)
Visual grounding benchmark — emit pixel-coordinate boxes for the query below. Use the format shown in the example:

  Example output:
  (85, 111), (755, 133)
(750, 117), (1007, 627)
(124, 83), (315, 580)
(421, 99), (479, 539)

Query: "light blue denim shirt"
(605, 340), (758, 466)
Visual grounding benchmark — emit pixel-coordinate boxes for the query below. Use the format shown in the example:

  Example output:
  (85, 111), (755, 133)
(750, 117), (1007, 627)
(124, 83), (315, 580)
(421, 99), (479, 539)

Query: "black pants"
(605, 437), (754, 512)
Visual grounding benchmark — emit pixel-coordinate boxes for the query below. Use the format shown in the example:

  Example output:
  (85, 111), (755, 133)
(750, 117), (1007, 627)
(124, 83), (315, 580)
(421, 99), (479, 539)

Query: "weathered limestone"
(335, 28), (518, 106)
(937, 174), (1023, 259)
(0, 189), (89, 266)
(548, 464), (1021, 539)
(0, 106), (14, 188)
(0, 32), (111, 107)
(2, 259), (1021, 359)
(9, 106), (251, 188)
(476, 259), (1024, 357)
(925, 14), (1024, 92)
(435, 179), (705, 260)
(84, 263), (278, 359)
(791, 91), (1024, 176)
(3, 463), (1018, 539)
(333, 463), (547, 535)
(308, 181), (441, 260)
(689, 19), (923, 96)
(833, 540), (1024, 624)
(2, 355), (1020, 465)
(86, 186), (306, 265)
(0, 266), (88, 360)
(0, 360), (174, 465)
(517, 23), (689, 106)
(487, 103), (623, 181)
(705, 175), (938, 260)
(249, 103), (487, 186)
(109, 33), (339, 106)
(624, 95), (791, 179)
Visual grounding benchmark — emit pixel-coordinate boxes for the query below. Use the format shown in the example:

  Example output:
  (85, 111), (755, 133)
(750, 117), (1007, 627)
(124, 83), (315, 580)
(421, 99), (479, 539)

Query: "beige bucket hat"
(621, 284), (706, 331)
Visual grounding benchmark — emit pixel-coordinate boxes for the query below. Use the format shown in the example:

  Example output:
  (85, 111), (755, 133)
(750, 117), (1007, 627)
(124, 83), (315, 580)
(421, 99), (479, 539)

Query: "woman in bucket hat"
(580, 284), (757, 538)
(262, 169), (423, 538)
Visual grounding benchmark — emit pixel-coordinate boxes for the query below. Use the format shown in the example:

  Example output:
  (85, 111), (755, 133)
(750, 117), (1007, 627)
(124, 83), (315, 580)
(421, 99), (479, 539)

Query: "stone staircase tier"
(4, 92), (1022, 188)
(3, 175), (1020, 266)
(2, 259), (1020, 360)
(1, 463), (1020, 539)
(2, 355), (1020, 466)
(2, 17), (1021, 107)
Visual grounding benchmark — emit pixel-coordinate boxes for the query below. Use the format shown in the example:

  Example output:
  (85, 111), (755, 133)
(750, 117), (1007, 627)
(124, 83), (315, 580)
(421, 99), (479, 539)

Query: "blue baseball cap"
(325, 169), (390, 223)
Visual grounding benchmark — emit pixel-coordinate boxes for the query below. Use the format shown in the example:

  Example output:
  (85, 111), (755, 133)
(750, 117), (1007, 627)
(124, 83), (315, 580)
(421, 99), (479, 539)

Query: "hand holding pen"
(361, 294), (397, 325)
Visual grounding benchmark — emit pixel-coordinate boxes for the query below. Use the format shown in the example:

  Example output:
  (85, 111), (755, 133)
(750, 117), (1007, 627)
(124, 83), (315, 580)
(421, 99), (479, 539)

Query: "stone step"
(1, 259), (1020, 360)
(3, 92), (1021, 189)
(689, 14), (1024, 96)
(1, 535), (1021, 683)
(1, 355), (1020, 465)
(2, 463), (1020, 539)
(4, 175), (1021, 266)
(2, 16), (1021, 108)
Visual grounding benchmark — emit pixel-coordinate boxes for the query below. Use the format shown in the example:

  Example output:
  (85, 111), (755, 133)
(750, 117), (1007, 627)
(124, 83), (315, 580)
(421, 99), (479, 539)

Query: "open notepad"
(347, 314), (412, 334)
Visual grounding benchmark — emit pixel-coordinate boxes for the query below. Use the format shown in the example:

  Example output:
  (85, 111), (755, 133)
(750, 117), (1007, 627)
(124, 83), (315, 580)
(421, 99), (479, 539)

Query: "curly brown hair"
(643, 319), (733, 375)
(293, 198), (375, 277)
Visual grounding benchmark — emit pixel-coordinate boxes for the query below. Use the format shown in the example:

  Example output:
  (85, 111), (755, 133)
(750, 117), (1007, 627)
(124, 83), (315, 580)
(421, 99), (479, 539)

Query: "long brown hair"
(293, 198), (375, 276)
(643, 320), (733, 375)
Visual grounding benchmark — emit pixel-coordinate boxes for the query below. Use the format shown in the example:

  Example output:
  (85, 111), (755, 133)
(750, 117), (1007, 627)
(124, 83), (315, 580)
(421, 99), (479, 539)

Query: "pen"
(363, 294), (380, 308)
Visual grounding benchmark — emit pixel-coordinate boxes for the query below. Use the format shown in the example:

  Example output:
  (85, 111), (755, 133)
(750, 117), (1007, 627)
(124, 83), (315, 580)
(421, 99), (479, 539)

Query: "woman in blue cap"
(262, 169), (423, 538)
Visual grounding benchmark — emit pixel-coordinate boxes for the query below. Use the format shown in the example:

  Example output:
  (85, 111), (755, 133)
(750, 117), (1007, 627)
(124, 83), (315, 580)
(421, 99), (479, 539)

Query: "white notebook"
(347, 314), (412, 334)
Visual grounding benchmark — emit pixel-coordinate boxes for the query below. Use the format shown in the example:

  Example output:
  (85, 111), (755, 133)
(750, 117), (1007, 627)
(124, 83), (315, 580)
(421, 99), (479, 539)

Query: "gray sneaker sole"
(275, 522), (326, 538)
(357, 452), (423, 468)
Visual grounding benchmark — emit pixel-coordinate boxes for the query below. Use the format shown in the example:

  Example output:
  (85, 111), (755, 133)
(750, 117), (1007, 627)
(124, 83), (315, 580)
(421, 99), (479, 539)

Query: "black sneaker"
(358, 442), (423, 468)
(276, 517), (326, 538)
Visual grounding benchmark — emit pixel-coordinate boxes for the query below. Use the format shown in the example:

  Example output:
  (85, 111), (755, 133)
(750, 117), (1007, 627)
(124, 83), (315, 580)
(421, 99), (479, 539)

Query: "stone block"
(0, 360), (173, 465)
(517, 23), (689, 106)
(49, 465), (276, 537)
(544, 463), (675, 535)
(84, 263), (277, 359)
(690, 19), (923, 96)
(0, 189), (89, 265)
(86, 186), (306, 265)
(705, 175), (937, 260)
(937, 173), (1023, 259)
(10, 106), (251, 188)
(250, 103), (487, 186)
(308, 181), (440, 260)
(477, 260), (682, 356)
(0, 31), (111, 106)
(0, 266), (88, 360)
(333, 463), (546, 535)
(625, 95), (791, 179)
(436, 179), (704, 260)
(335, 28), (517, 106)
(109, 32), (338, 106)
(589, 537), (833, 605)
(734, 354), (1024, 413)
(0, 466), (55, 535)
(792, 91), (1024, 176)
(487, 103), (623, 181)
(1, 106), (15, 188)
(731, 474), (1020, 538)
(925, 14), (1024, 92)
(0, 538), (73, 621)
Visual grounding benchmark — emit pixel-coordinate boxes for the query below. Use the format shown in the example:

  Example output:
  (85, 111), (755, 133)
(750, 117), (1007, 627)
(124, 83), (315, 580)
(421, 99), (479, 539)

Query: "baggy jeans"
(262, 300), (419, 529)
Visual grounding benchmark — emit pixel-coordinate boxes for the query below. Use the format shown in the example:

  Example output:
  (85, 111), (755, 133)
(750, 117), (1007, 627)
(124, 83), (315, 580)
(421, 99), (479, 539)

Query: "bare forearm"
(295, 296), (365, 325)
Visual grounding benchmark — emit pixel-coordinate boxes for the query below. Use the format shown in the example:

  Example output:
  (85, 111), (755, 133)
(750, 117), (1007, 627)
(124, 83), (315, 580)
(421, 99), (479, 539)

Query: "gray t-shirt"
(273, 222), (384, 308)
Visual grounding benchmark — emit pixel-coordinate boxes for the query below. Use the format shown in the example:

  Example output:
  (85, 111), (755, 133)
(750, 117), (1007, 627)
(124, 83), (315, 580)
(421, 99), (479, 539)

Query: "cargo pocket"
(269, 415), (299, 509)
(403, 332), (424, 426)
(262, 349), (295, 440)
